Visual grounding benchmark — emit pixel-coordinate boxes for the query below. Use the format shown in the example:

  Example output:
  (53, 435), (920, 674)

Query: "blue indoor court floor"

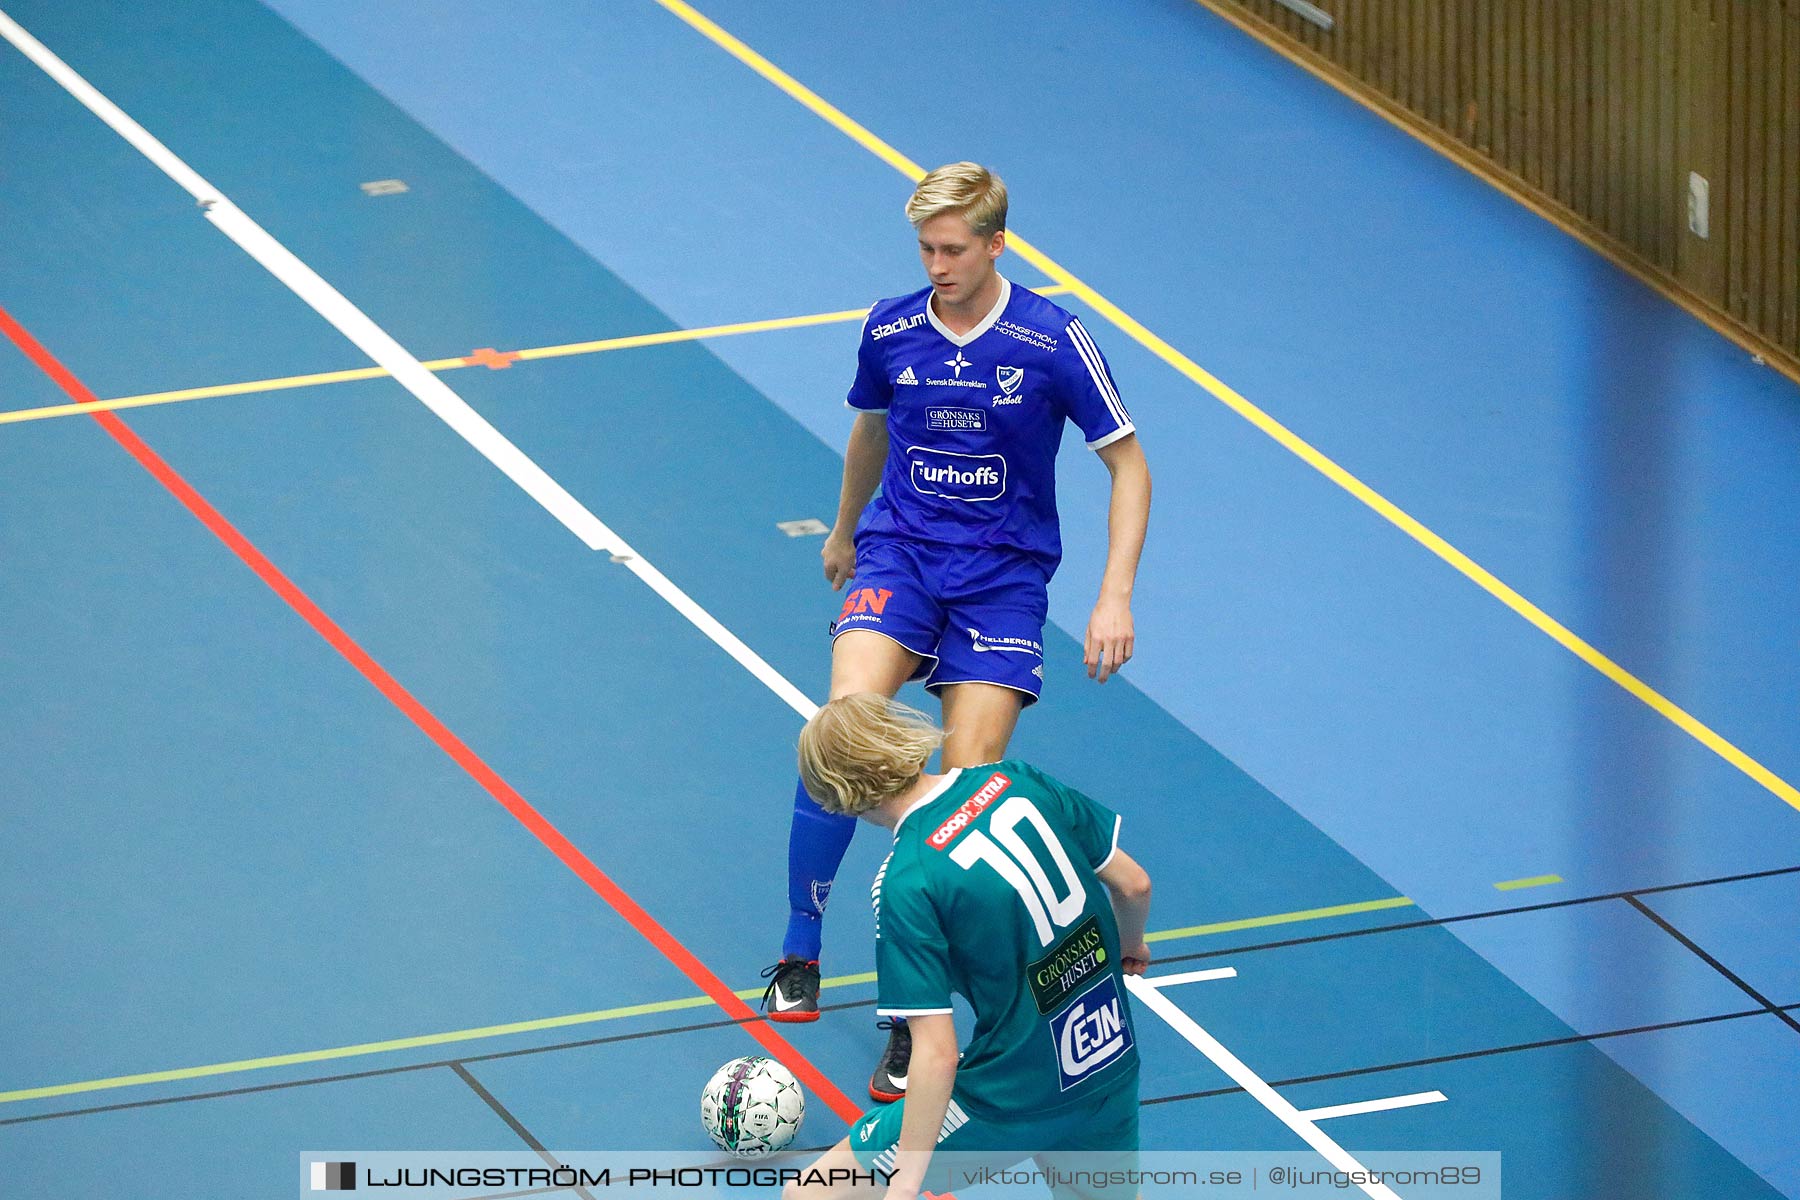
(2, 2), (1797, 1197)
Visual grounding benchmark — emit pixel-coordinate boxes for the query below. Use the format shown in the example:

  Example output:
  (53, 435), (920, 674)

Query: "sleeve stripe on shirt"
(1087, 423), (1136, 450)
(875, 1007), (955, 1017)
(1070, 319), (1128, 424)
(1067, 319), (1131, 429)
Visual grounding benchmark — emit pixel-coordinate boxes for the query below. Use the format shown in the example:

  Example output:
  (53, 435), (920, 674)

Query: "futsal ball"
(700, 1055), (804, 1157)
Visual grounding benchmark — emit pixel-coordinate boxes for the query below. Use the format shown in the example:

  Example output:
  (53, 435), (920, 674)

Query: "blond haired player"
(783, 694), (1151, 1200)
(764, 163), (1151, 1104)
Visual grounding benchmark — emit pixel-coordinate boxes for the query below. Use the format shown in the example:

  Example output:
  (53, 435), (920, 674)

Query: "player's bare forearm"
(1086, 435), (1150, 681)
(883, 1014), (957, 1200)
(825, 413), (889, 589)
(1098, 849), (1153, 973)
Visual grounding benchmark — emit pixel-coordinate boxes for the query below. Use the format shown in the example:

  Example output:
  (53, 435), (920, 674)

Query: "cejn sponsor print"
(1051, 975), (1133, 1091)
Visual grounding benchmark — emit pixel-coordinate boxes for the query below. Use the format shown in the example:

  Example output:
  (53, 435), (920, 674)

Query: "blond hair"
(904, 162), (1008, 240)
(798, 694), (944, 816)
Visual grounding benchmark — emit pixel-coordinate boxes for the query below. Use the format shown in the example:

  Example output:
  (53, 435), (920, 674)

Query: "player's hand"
(1084, 594), (1134, 683)
(1121, 944), (1152, 975)
(821, 530), (856, 591)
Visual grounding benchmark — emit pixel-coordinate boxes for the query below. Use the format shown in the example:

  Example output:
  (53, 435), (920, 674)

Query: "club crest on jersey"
(1051, 975), (1134, 1091)
(927, 772), (1012, 849)
(908, 447), (1006, 502)
(996, 366), (1024, 396)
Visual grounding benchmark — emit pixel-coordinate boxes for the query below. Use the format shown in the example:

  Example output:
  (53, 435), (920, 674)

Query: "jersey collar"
(892, 767), (966, 836)
(926, 275), (1011, 348)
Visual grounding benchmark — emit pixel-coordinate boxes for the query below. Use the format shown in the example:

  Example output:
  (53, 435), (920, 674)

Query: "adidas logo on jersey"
(895, 366), (918, 386)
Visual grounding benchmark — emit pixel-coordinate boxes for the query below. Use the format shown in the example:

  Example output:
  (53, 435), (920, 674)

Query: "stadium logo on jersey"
(927, 772), (1013, 850)
(895, 366), (919, 386)
(927, 407), (986, 431)
(870, 311), (927, 340)
(907, 447), (1006, 502)
(1028, 915), (1107, 1014)
(996, 366), (1024, 396)
(1051, 975), (1134, 1091)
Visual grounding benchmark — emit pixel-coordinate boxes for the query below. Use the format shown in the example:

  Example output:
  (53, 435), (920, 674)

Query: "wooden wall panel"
(1208, 0), (1800, 369)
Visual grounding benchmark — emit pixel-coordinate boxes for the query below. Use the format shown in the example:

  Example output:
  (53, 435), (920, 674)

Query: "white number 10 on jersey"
(949, 795), (1087, 946)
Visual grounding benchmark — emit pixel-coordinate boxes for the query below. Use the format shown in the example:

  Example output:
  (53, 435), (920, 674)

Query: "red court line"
(0, 302), (864, 1126)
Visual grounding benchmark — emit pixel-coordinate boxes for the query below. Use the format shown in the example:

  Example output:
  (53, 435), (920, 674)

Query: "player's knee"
(829, 634), (918, 697)
(942, 722), (1012, 767)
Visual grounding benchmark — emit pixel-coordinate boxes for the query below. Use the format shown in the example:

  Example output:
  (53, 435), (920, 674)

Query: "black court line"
(12, 998), (1795, 1135)
(452, 1063), (601, 1200)
(1141, 1003), (1800, 1107)
(9, 863), (1794, 1128)
(0, 1001), (871, 1128)
(1153, 862), (1800, 970)
(1624, 895), (1800, 1036)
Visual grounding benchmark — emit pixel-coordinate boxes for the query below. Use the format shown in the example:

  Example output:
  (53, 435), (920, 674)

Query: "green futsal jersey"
(871, 760), (1138, 1120)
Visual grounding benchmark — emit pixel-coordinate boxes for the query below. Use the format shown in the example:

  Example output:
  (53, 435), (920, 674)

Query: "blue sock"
(783, 775), (857, 960)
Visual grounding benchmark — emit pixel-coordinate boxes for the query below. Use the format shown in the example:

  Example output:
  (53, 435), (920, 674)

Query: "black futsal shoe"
(760, 956), (821, 1022)
(868, 1018), (912, 1102)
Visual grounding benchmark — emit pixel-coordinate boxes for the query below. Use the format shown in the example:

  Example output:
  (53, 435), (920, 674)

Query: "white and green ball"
(700, 1056), (805, 1157)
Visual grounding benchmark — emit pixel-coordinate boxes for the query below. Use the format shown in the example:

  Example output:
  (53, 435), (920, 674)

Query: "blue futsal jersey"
(845, 278), (1134, 575)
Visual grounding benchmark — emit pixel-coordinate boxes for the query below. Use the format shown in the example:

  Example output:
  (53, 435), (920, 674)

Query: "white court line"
(1125, 975), (1405, 1200)
(1142, 966), (1237, 987)
(1299, 1091), (1448, 1123)
(0, 8), (818, 722)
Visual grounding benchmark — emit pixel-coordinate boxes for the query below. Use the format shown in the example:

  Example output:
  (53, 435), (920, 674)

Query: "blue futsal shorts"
(828, 537), (1049, 705)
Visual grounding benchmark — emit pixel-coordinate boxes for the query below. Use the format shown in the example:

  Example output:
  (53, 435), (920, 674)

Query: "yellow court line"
(0, 894), (1392, 1107)
(1494, 874), (1565, 892)
(0, 287), (1072, 428)
(1144, 895), (1415, 942)
(650, 0), (1800, 816)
